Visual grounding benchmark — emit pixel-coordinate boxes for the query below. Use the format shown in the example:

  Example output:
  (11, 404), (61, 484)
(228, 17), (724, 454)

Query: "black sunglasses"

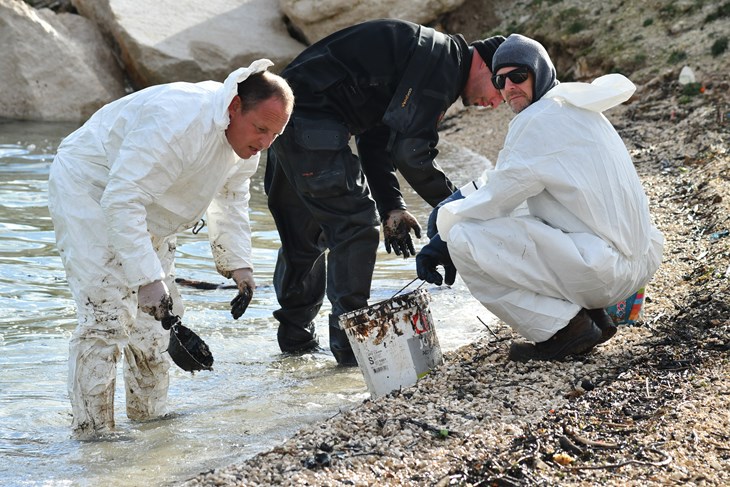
(491, 67), (530, 90)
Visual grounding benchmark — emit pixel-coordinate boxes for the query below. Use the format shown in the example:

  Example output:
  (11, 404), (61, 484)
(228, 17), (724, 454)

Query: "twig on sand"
(566, 448), (672, 471)
(477, 315), (501, 341)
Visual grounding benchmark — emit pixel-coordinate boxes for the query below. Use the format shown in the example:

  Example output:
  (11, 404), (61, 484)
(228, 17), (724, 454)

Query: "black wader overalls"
(265, 19), (469, 364)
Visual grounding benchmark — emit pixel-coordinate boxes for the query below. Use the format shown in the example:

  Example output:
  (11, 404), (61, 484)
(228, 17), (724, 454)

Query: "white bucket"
(339, 288), (443, 399)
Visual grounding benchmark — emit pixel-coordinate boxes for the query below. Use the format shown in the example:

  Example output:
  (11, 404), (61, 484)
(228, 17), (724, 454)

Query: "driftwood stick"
(565, 426), (621, 449)
(566, 448), (672, 471)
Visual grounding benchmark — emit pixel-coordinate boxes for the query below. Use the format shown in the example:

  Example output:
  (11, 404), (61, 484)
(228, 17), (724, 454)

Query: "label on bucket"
(339, 288), (443, 398)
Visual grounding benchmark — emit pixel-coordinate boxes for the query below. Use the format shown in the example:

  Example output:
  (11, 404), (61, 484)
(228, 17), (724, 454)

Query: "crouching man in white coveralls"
(416, 35), (664, 362)
(48, 60), (293, 438)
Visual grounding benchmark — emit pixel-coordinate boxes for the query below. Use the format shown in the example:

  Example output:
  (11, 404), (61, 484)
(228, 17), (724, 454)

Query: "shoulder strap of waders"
(382, 26), (448, 151)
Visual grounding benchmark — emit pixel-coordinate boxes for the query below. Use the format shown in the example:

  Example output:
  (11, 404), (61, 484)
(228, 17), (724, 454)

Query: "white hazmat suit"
(48, 59), (273, 437)
(437, 74), (664, 342)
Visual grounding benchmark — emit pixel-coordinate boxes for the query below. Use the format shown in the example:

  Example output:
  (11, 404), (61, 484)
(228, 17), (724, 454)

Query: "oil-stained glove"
(416, 234), (457, 286)
(426, 189), (464, 239)
(230, 267), (255, 319)
(231, 288), (252, 320)
(138, 280), (175, 321)
(383, 209), (422, 258)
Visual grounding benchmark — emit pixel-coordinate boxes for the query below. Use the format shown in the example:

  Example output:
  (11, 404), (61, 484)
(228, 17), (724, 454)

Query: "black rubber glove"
(230, 268), (254, 320)
(382, 209), (422, 258)
(416, 234), (457, 286)
(230, 286), (252, 320)
(426, 189), (464, 239)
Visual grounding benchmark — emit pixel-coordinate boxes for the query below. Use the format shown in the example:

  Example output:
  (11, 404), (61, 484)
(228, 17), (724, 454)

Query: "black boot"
(329, 325), (358, 367)
(508, 309), (602, 362)
(277, 322), (319, 354)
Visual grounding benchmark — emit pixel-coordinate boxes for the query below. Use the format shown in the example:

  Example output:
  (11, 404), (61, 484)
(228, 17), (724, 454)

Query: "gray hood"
(492, 34), (559, 102)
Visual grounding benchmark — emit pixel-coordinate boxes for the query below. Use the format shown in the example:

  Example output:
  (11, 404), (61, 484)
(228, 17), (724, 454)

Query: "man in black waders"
(265, 19), (505, 365)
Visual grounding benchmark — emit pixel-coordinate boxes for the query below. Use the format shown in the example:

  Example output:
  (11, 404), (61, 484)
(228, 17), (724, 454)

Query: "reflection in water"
(0, 121), (497, 486)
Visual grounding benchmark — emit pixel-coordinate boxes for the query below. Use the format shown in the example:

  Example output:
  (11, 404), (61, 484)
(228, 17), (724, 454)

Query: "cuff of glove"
(381, 206), (408, 222)
(427, 189), (465, 239)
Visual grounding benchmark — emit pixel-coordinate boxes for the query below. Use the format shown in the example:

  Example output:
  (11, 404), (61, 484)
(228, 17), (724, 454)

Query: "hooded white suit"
(437, 74), (664, 342)
(48, 59), (273, 437)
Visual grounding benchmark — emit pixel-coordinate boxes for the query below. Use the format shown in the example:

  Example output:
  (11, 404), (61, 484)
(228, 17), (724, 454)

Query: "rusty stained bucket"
(339, 288), (443, 399)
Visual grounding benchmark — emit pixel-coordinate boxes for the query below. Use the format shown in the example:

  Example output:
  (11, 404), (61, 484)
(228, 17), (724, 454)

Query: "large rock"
(71, 0), (306, 88)
(0, 0), (126, 122)
(280, 0), (467, 44)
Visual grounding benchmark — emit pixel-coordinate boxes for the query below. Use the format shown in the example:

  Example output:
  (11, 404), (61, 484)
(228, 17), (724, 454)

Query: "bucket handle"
(389, 277), (425, 300)
(363, 278), (425, 310)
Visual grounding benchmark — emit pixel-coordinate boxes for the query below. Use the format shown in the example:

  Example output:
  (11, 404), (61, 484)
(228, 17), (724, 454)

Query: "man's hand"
(416, 234), (457, 286)
(230, 268), (255, 319)
(138, 280), (175, 321)
(383, 209), (422, 258)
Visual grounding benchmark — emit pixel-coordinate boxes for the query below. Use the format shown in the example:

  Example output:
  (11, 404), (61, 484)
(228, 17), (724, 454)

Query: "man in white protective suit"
(416, 34), (664, 362)
(47, 59), (293, 438)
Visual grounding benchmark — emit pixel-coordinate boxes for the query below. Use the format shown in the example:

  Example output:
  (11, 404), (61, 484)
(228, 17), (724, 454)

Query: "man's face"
(225, 96), (290, 159)
(494, 66), (534, 114)
(461, 52), (504, 109)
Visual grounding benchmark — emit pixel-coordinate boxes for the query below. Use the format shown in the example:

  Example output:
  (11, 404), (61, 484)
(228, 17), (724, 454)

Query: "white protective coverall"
(437, 74), (664, 342)
(48, 59), (272, 436)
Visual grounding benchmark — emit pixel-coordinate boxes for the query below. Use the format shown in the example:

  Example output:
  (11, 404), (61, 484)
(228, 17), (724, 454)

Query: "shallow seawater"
(0, 120), (497, 486)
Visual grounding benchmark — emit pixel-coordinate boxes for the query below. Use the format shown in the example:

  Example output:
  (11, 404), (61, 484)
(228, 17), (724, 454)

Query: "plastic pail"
(339, 288), (443, 399)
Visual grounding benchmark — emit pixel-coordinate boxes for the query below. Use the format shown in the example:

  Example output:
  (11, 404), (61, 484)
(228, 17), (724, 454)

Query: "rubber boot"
(329, 325), (358, 367)
(277, 322), (319, 354)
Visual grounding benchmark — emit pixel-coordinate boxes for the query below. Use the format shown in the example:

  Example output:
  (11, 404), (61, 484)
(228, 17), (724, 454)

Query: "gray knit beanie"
(470, 35), (506, 69)
(492, 34), (559, 102)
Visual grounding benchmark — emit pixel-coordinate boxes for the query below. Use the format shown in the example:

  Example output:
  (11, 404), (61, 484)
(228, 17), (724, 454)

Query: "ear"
(469, 52), (485, 80)
(228, 95), (241, 115)
(477, 56), (490, 75)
